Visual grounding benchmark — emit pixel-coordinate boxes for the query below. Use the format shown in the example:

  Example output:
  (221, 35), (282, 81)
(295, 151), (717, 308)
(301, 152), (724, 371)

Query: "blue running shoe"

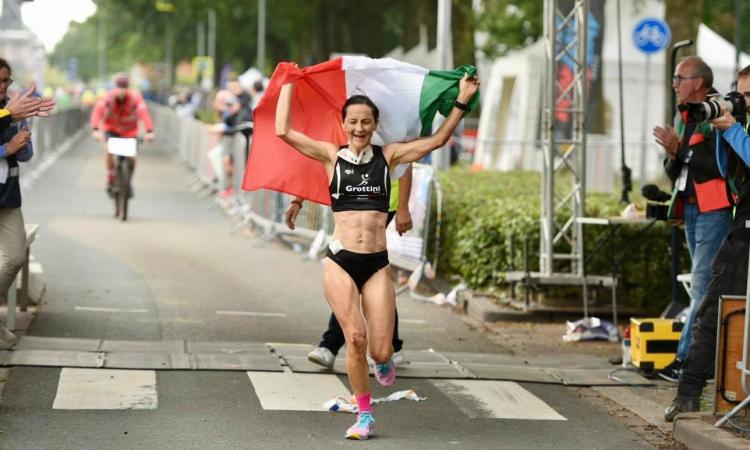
(346, 412), (375, 440)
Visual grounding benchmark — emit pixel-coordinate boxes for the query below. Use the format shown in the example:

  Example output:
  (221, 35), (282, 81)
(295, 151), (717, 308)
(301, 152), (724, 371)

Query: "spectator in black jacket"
(0, 58), (42, 348)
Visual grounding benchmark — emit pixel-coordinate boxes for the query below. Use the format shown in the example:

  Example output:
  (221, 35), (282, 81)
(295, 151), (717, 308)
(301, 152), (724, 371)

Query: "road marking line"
(75, 306), (149, 313)
(29, 262), (43, 274)
(400, 319), (427, 325)
(431, 379), (567, 421)
(216, 310), (287, 318)
(53, 368), (157, 410)
(265, 342), (311, 348)
(247, 371), (348, 411)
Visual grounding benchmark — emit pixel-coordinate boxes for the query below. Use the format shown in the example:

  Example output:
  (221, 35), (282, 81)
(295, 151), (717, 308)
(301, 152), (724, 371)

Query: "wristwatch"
(454, 100), (469, 111)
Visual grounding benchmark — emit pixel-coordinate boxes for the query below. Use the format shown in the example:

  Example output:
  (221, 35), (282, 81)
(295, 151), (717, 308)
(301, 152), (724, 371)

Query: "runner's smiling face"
(342, 104), (377, 151)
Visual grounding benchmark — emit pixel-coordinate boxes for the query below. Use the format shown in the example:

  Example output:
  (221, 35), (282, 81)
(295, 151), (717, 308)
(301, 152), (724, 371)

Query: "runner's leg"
(322, 259), (370, 396)
(361, 266), (396, 363)
(319, 312), (346, 355)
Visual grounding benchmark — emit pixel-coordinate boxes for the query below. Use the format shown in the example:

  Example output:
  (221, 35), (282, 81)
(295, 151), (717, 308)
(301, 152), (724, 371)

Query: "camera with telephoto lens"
(679, 91), (746, 125)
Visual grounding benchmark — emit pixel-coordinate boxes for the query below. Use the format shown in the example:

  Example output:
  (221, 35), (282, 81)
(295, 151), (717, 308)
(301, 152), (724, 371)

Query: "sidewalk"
(466, 294), (750, 450)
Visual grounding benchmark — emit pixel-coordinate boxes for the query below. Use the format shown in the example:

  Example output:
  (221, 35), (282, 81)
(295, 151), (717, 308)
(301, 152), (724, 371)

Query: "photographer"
(665, 64), (750, 421)
(652, 56), (732, 383)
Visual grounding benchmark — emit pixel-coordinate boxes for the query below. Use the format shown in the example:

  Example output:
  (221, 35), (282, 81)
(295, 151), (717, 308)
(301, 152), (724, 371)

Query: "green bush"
(431, 168), (690, 314)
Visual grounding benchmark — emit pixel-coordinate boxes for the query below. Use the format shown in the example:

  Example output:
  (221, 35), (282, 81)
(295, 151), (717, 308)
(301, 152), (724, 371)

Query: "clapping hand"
(653, 125), (679, 159)
(5, 129), (30, 155)
(6, 83), (55, 121)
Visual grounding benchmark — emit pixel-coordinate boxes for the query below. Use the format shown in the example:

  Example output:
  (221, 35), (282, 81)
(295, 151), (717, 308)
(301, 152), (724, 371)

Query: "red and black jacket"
(665, 109), (731, 219)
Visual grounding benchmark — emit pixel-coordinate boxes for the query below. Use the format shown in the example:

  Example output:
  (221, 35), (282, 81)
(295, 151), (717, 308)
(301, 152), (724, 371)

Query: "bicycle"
(106, 137), (139, 221)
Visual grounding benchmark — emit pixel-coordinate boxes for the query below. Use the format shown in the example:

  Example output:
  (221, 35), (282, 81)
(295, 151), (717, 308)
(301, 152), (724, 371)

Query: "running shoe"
(657, 359), (682, 383)
(392, 350), (404, 367)
(345, 412), (375, 440)
(307, 347), (335, 369)
(373, 359), (396, 386)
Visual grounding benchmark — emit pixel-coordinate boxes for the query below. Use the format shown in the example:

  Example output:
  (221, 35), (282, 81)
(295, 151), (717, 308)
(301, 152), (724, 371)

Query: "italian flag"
(242, 56), (479, 205)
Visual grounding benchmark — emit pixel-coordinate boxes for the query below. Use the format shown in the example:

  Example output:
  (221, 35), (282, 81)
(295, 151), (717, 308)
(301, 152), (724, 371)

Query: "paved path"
(0, 136), (659, 449)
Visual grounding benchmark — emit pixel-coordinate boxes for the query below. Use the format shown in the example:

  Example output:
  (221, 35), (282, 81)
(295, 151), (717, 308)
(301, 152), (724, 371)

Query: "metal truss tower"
(540, 0), (589, 277)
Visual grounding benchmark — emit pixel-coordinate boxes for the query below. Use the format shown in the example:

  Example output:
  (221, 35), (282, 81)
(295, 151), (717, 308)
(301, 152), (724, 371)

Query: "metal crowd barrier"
(149, 104), (335, 253)
(148, 104), (444, 289)
(21, 107), (91, 190)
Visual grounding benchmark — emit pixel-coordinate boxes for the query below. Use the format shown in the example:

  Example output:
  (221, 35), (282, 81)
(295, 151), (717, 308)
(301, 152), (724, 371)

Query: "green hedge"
(431, 168), (690, 314)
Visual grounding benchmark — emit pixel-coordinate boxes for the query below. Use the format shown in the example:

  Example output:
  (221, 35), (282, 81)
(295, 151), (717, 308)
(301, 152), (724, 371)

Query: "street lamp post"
(208, 8), (216, 88)
(156, 1), (176, 90)
(165, 25), (173, 88)
(433, 0), (453, 170)
(197, 21), (205, 57)
(257, 0), (266, 72)
(98, 15), (106, 85)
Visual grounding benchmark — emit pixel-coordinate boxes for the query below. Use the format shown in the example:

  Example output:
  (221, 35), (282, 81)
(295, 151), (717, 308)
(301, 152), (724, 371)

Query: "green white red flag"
(242, 56), (478, 205)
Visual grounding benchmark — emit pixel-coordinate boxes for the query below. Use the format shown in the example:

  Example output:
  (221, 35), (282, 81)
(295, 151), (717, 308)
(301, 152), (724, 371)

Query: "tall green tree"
(51, 0), (542, 86)
(471, 0), (543, 57)
(51, 0), (424, 84)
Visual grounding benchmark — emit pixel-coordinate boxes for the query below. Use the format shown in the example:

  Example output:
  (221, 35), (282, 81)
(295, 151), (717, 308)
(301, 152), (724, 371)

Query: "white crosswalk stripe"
(49, 369), (565, 420)
(247, 371), (350, 411)
(431, 379), (567, 421)
(74, 306), (149, 313)
(53, 368), (157, 410)
(216, 310), (287, 317)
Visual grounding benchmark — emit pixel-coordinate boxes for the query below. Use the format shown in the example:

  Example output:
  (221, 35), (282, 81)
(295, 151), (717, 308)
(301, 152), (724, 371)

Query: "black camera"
(679, 91), (746, 125)
(641, 184), (670, 220)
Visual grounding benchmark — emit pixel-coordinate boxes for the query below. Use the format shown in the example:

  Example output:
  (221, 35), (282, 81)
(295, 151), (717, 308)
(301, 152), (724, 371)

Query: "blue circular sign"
(632, 18), (671, 54)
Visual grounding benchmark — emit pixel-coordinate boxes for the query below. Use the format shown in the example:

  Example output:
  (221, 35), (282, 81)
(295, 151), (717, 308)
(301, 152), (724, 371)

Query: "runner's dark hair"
(342, 95), (379, 122)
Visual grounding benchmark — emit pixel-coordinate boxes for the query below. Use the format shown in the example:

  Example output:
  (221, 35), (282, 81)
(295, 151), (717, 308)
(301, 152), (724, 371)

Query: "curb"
(464, 292), (644, 323)
(673, 413), (749, 450)
(465, 295), (529, 322)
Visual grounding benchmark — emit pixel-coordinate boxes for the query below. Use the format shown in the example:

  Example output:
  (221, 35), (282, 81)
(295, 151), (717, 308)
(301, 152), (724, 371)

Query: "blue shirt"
(716, 122), (750, 177)
(0, 96), (33, 162)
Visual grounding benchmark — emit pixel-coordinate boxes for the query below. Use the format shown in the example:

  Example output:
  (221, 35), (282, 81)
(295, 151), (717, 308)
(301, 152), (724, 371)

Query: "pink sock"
(355, 393), (372, 413)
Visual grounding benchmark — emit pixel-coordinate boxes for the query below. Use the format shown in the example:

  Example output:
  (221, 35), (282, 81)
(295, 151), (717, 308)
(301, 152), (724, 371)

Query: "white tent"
(697, 24), (750, 92)
(473, 40), (544, 172)
(384, 25), (439, 70)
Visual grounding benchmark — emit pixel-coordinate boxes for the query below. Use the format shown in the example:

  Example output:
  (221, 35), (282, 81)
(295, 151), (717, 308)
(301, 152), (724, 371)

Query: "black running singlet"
(329, 145), (390, 213)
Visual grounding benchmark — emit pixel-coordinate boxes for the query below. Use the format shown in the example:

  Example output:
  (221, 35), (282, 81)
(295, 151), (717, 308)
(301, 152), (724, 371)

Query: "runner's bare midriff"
(332, 210), (388, 253)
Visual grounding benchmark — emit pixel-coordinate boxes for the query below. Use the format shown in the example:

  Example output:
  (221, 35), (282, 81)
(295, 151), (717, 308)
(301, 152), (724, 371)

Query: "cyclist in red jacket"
(90, 73), (154, 194)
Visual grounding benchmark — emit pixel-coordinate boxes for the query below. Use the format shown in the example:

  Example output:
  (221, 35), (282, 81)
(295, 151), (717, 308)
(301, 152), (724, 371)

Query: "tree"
(51, 0), (483, 86)
(472, 0), (543, 58)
